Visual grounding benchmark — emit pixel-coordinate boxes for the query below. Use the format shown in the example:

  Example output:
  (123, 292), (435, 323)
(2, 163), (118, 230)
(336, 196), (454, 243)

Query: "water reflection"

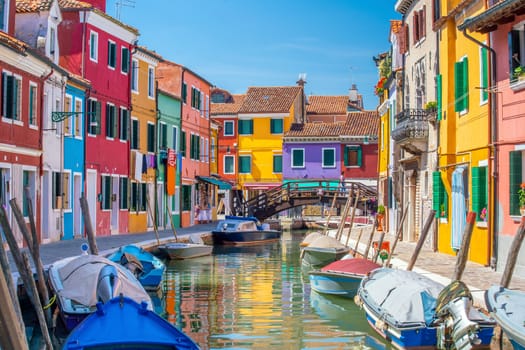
(160, 233), (389, 349)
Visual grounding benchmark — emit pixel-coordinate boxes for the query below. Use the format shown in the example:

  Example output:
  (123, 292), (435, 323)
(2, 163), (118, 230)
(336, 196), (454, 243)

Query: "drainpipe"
(461, 28), (498, 269)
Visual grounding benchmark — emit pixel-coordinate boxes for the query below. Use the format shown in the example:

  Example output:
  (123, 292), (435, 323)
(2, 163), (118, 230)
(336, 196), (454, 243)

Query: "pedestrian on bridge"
(339, 171), (346, 193)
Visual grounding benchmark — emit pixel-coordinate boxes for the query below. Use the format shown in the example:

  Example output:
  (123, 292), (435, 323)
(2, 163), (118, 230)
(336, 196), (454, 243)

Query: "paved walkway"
(6, 219), (525, 309)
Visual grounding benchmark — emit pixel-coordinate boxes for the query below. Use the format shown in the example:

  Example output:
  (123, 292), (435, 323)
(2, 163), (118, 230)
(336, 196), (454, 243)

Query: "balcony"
(391, 109), (429, 154)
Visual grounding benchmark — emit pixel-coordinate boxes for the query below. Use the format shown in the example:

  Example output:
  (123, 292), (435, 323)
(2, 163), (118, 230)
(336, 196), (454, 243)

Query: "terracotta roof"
(458, 0), (525, 33)
(390, 20), (402, 34)
(16, 0), (92, 13)
(211, 94), (246, 115)
(306, 95), (349, 115)
(344, 111), (379, 136)
(0, 30), (29, 53)
(238, 86), (302, 114)
(156, 61), (183, 98)
(284, 110), (379, 139)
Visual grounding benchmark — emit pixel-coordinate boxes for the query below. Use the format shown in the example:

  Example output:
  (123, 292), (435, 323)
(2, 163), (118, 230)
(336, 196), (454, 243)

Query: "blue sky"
(106, 1), (400, 110)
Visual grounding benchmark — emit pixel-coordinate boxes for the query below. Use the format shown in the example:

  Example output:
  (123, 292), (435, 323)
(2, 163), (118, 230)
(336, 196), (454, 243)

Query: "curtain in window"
(451, 166), (466, 250)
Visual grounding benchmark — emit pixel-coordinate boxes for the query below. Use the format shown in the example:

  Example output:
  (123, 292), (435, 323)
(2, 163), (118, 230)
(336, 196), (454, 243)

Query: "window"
(472, 166), (488, 221)
(107, 41), (116, 68)
(0, 0), (7, 31)
(87, 99), (101, 135)
(147, 122), (155, 153)
(190, 134), (201, 160)
(191, 87), (201, 110)
(148, 66), (154, 98)
(205, 138), (209, 163)
(1, 72), (21, 120)
(509, 150), (525, 216)
(273, 155), (282, 173)
(433, 171), (448, 218)
(270, 119), (283, 134)
(291, 148), (304, 168)
(52, 172), (70, 209)
(224, 120), (234, 136)
(63, 95), (72, 135)
(181, 131), (186, 157)
(119, 177), (128, 210)
(22, 170), (36, 217)
(211, 137), (216, 162)
(101, 175), (111, 210)
(130, 118), (139, 150)
(480, 46), (488, 104)
(509, 25), (525, 82)
(28, 83), (37, 126)
(105, 104), (116, 138)
(238, 119), (253, 135)
(89, 31), (98, 61)
(223, 155), (234, 174)
(74, 98), (82, 136)
(172, 126), (178, 151)
(121, 47), (129, 74)
(412, 6), (426, 45)
(119, 108), (129, 141)
(131, 59), (138, 92)
(322, 148), (336, 168)
(159, 122), (167, 149)
(49, 27), (56, 55)
(239, 155), (251, 173)
(130, 182), (146, 212)
(344, 145), (362, 167)
(205, 95), (209, 118)
(432, 0), (441, 22)
(182, 82), (187, 104)
(454, 56), (469, 113)
(181, 185), (191, 211)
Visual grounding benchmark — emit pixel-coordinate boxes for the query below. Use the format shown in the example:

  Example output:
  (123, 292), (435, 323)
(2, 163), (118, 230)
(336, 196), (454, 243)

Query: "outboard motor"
(96, 265), (120, 303)
(435, 281), (480, 350)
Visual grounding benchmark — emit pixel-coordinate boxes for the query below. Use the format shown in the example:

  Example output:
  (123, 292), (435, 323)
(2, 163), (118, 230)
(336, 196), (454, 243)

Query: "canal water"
(156, 230), (390, 350)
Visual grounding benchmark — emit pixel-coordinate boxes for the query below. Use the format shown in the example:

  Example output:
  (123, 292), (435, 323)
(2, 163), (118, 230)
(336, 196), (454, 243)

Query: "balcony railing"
(391, 108), (429, 143)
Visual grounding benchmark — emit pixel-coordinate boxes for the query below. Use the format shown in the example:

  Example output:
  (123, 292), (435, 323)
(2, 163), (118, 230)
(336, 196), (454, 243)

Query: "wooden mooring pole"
(452, 212), (476, 281)
(500, 216), (525, 288)
(0, 261), (28, 350)
(80, 195), (98, 255)
(344, 189), (360, 247)
(406, 210), (437, 271)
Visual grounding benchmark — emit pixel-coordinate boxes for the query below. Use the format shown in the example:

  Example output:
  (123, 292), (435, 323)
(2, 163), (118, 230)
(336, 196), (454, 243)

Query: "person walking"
(339, 171), (345, 192)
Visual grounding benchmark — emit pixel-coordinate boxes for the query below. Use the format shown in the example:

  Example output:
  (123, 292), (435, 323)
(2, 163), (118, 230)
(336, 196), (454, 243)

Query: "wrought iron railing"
(391, 109), (429, 142)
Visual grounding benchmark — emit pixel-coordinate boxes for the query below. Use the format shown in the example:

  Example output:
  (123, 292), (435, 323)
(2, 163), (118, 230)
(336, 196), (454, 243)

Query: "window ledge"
(476, 221), (487, 228)
(439, 218), (448, 224)
(511, 215), (524, 222)
(511, 79), (525, 92)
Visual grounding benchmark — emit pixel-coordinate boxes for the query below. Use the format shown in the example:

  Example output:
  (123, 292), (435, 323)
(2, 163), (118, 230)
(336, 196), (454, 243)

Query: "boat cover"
(361, 268), (444, 326)
(56, 255), (151, 308)
(301, 231), (324, 246)
(308, 235), (348, 249)
(322, 258), (380, 276)
(485, 285), (525, 347)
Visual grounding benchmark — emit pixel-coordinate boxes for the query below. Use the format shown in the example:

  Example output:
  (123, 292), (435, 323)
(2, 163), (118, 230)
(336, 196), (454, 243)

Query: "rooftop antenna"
(115, 0), (135, 20)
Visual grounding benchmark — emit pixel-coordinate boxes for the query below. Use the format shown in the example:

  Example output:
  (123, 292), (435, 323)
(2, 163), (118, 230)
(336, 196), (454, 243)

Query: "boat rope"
(43, 294), (56, 310)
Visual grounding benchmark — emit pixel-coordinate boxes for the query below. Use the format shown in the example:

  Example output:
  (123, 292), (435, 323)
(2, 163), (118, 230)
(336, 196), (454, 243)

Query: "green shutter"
(181, 131), (186, 157)
(454, 61), (464, 112)
(433, 171), (445, 217)
(509, 150), (523, 215)
(357, 146), (362, 167)
(481, 48), (488, 102)
(273, 155), (282, 173)
(436, 74), (442, 121)
(182, 83), (187, 103)
(472, 167), (487, 220)
(96, 102), (101, 135)
(462, 57), (469, 110)
(344, 146), (349, 166)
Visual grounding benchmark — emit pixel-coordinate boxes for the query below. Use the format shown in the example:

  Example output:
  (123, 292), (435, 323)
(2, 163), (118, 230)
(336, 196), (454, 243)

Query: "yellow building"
(236, 86), (305, 200)
(128, 46), (162, 233)
(435, 1), (491, 264)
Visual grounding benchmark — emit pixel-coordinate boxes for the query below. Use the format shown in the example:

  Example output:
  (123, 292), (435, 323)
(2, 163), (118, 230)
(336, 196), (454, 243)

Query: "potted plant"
(480, 207), (487, 221)
(440, 204), (446, 218)
(519, 183), (525, 216)
(376, 204), (385, 231)
(425, 101), (438, 112)
(514, 66), (525, 81)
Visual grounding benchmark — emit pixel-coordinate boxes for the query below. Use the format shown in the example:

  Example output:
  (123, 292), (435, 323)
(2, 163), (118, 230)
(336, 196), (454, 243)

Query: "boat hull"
(211, 230), (281, 245)
(301, 247), (349, 268)
(485, 285), (525, 350)
(309, 271), (362, 298)
(63, 296), (199, 350)
(160, 242), (213, 259)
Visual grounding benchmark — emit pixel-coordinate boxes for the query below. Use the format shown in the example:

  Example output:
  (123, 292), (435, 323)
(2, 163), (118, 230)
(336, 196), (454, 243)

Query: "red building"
(57, 1), (138, 235)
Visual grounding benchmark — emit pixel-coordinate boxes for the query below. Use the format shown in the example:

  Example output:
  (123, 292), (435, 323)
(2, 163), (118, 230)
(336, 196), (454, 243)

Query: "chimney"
(349, 84), (358, 103)
(296, 73), (307, 87)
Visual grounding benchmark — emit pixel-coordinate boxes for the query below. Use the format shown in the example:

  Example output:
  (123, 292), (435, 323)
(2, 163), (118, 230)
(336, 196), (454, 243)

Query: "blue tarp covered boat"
(211, 216), (281, 245)
(485, 285), (525, 350)
(106, 244), (166, 290)
(356, 268), (495, 349)
(63, 295), (200, 349)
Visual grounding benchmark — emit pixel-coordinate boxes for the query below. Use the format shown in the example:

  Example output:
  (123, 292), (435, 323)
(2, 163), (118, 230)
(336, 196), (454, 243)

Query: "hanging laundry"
(142, 154), (147, 173)
(135, 151), (143, 181)
(152, 154), (157, 169)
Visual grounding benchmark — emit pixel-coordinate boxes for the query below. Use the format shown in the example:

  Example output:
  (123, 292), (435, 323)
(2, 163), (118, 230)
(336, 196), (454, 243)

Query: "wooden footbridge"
(233, 180), (377, 221)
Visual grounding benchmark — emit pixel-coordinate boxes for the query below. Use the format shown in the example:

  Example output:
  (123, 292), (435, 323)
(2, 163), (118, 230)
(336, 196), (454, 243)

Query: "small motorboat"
(355, 268), (495, 349)
(309, 258), (380, 298)
(211, 215), (282, 245)
(301, 235), (349, 268)
(159, 242), (213, 260)
(485, 285), (525, 350)
(63, 295), (200, 349)
(300, 231), (324, 247)
(106, 244), (165, 290)
(47, 254), (152, 332)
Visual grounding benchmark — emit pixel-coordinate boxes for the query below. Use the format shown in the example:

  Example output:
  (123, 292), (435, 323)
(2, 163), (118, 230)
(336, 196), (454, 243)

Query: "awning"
(196, 176), (232, 190)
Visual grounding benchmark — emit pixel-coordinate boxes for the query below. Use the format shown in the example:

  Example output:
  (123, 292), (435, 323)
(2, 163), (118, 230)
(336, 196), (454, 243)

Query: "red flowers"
(374, 77), (387, 96)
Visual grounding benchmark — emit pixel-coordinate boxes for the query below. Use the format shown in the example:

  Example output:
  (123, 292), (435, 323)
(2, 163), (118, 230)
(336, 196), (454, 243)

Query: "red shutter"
(398, 25), (407, 54)
(413, 13), (418, 45)
(422, 6), (426, 38)
(406, 23), (410, 52)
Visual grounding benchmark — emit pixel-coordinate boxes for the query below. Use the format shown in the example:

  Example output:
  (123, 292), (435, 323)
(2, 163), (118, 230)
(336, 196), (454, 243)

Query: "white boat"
(301, 235), (349, 268)
(47, 254), (152, 332)
(158, 242), (213, 260)
(485, 285), (525, 350)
